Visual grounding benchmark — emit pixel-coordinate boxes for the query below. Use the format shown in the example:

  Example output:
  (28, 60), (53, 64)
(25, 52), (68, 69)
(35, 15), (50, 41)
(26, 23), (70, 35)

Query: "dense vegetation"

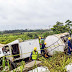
(1, 52), (72, 72)
(51, 20), (72, 34)
(0, 30), (55, 44)
(40, 52), (72, 72)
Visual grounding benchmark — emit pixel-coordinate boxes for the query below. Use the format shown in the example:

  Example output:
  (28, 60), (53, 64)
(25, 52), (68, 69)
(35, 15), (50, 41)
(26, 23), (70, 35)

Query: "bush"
(42, 32), (49, 38)
(40, 52), (72, 72)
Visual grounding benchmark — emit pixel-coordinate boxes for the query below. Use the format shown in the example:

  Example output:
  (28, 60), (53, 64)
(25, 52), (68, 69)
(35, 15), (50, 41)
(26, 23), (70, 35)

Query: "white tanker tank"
(45, 32), (69, 55)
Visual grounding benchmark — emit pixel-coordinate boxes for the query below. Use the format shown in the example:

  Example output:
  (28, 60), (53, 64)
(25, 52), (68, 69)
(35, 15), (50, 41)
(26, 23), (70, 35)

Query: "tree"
(65, 19), (72, 29)
(51, 21), (69, 33)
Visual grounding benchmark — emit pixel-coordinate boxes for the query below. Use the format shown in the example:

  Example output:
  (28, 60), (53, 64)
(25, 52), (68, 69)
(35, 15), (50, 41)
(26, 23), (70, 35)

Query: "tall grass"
(1, 52), (72, 72)
(39, 52), (72, 72)
(2, 57), (5, 69)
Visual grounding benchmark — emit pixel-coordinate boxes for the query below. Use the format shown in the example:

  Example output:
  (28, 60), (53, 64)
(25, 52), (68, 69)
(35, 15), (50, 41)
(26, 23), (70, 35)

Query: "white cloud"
(0, 0), (72, 30)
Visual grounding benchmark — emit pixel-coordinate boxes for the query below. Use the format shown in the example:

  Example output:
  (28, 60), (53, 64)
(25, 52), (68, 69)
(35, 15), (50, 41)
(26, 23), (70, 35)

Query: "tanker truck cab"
(2, 40), (20, 62)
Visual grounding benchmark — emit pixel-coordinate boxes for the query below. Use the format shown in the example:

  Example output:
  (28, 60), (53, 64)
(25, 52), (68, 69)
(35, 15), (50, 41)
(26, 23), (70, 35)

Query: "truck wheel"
(9, 61), (17, 70)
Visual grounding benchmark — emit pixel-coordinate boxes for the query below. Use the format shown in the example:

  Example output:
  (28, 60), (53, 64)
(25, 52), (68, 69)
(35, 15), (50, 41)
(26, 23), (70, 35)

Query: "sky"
(0, 0), (72, 31)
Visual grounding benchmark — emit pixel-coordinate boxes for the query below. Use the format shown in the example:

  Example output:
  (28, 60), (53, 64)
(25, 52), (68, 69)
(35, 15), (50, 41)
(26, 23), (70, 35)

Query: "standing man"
(39, 37), (41, 44)
(68, 37), (71, 55)
(39, 37), (42, 50)
(29, 47), (39, 61)
(41, 42), (46, 55)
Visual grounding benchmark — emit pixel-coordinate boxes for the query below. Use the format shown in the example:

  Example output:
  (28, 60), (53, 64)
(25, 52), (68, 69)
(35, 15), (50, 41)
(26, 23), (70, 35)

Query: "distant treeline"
(0, 29), (53, 44)
(0, 29), (50, 34)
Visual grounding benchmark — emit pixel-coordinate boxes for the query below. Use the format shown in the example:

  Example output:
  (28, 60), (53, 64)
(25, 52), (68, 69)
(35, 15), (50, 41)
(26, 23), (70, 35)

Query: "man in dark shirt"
(41, 42), (46, 55)
(68, 37), (71, 55)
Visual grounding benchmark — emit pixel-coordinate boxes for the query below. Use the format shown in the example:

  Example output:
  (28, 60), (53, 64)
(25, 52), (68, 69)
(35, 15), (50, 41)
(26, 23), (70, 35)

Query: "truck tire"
(9, 61), (17, 70)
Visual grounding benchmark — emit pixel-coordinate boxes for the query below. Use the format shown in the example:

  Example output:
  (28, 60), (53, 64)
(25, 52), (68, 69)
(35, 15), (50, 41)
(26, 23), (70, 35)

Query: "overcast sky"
(0, 0), (72, 30)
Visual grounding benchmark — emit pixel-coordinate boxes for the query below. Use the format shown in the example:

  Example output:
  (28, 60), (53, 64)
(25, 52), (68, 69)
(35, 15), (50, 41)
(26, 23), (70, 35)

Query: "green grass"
(0, 31), (54, 44)
(39, 52), (72, 72)
(1, 52), (72, 72)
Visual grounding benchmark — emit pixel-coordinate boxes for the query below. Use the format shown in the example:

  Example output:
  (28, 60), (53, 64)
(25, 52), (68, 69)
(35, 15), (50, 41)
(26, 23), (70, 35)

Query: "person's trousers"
(68, 47), (71, 54)
(41, 50), (45, 54)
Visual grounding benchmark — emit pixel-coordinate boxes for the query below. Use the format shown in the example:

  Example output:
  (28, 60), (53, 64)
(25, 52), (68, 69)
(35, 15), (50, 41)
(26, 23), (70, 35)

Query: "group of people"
(29, 36), (50, 61)
(29, 35), (72, 61)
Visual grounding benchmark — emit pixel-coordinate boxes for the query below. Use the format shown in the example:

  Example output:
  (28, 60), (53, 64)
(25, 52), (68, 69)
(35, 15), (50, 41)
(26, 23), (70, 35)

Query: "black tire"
(9, 61), (17, 70)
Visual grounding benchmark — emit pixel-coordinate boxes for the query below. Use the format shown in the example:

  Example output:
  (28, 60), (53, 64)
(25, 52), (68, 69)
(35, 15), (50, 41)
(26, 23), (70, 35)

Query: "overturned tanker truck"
(45, 32), (69, 55)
